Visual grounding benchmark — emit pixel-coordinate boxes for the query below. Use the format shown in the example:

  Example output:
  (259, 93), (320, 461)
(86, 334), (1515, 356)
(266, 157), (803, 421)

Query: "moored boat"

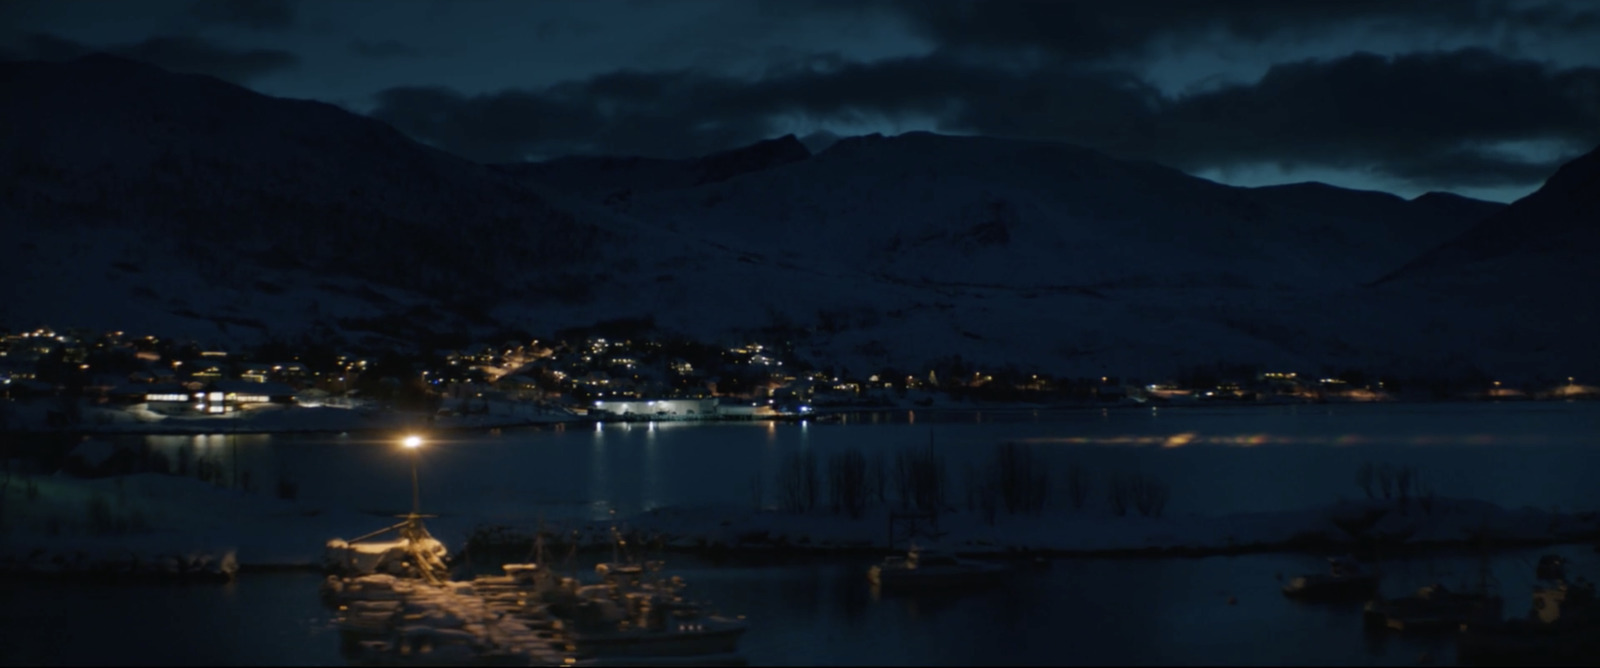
(867, 545), (1012, 592)
(1363, 583), (1503, 632)
(1458, 554), (1600, 665)
(1280, 556), (1380, 601)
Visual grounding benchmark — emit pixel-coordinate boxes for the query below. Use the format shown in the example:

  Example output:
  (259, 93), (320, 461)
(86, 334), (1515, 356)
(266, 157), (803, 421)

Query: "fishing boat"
(553, 573), (749, 659)
(1458, 554), (1600, 665)
(867, 544), (1012, 592)
(1363, 583), (1503, 632)
(543, 526), (749, 661)
(1281, 556), (1380, 601)
(1365, 548), (1503, 632)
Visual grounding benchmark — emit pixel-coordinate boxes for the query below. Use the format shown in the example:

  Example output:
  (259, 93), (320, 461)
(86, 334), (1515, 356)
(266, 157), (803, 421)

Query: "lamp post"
(402, 434), (423, 515)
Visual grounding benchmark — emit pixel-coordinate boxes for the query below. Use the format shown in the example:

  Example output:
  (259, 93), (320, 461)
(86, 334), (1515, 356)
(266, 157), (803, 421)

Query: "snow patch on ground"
(6, 468), (1593, 574)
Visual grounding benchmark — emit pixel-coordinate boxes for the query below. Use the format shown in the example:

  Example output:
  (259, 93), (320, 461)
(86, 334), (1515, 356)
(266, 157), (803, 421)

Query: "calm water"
(5, 547), (1599, 666)
(5, 402), (1599, 666)
(129, 401), (1600, 520)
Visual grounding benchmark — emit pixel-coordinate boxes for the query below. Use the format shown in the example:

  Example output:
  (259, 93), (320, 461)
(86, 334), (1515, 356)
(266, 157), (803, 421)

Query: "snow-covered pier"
(325, 573), (576, 666)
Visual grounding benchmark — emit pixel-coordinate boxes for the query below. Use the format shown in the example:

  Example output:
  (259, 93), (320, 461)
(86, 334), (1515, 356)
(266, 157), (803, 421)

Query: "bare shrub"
(963, 463), (981, 512)
(1376, 464), (1395, 500)
(1065, 463), (1091, 510)
(276, 474), (299, 501)
(893, 444), (948, 513)
(827, 449), (870, 519)
(869, 451), (888, 505)
(991, 442), (1051, 515)
(1109, 472), (1170, 518)
(1356, 461), (1375, 500)
(748, 474), (764, 512)
(1396, 465), (1416, 514)
(777, 451), (821, 513)
(1108, 474), (1130, 517)
(1129, 474), (1170, 518)
(86, 492), (116, 535)
(978, 466), (999, 526)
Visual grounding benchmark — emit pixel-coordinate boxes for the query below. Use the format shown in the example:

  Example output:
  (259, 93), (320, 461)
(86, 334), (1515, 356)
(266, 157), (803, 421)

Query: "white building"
(591, 398), (717, 419)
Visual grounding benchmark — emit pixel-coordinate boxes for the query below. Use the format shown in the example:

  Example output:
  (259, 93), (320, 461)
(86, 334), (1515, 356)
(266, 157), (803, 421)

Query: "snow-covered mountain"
(1336, 143), (1600, 381)
(492, 134), (812, 198)
(11, 53), (1586, 382)
(504, 131), (1497, 291)
(494, 131), (1518, 377)
(0, 55), (620, 345)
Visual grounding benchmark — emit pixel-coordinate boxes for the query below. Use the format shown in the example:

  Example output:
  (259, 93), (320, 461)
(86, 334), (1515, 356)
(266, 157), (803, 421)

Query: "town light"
(402, 434), (424, 515)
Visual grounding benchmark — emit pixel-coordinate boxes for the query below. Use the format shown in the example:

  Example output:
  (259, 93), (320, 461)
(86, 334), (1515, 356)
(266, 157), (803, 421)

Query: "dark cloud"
(1145, 49), (1600, 187)
(369, 47), (1599, 192)
(5, 32), (298, 84)
(351, 39), (421, 59)
(863, 0), (1600, 61)
(187, 0), (296, 31)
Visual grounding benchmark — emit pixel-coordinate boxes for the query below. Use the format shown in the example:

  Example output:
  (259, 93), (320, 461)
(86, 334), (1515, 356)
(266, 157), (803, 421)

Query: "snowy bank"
(4, 469), (1597, 578)
(463, 499), (1600, 559)
(1, 402), (583, 435)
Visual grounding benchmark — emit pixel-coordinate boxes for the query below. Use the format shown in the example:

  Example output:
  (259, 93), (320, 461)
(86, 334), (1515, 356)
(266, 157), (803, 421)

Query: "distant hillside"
(1338, 142), (1600, 380)
(492, 134), (812, 198)
(10, 54), (1579, 381)
(530, 131), (1501, 291)
(0, 55), (608, 303)
(492, 131), (1513, 378)
(1379, 143), (1600, 285)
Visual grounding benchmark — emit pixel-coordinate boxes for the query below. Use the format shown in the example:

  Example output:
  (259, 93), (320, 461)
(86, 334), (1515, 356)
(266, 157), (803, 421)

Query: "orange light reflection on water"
(1014, 433), (1552, 448)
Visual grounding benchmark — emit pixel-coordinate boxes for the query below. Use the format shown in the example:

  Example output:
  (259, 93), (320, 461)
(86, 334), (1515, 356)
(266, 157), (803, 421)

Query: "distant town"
(1, 323), (1595, 431)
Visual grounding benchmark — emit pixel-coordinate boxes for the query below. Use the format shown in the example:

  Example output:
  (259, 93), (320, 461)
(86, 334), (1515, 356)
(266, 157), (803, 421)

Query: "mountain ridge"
(8, 53), (1590, 381)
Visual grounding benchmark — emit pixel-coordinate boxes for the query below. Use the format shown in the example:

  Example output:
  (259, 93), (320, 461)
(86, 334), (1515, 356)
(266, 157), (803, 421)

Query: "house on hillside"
(197, 380), (296, 414)
(109, 382), (194, 415)
(716, 398), (779, 419)
(591, 397), (718, 420)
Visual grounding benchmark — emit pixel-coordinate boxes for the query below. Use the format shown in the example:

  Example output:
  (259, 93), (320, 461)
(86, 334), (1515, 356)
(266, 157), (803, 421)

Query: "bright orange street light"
(402, 434), (423, 515)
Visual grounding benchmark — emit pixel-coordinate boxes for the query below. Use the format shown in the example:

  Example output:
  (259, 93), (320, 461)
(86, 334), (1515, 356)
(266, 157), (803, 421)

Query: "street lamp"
(402, 434), (423, 515)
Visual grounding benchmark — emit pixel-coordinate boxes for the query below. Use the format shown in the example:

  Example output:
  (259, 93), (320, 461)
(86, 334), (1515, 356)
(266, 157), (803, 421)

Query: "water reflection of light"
(1014, 433), (1544, 447)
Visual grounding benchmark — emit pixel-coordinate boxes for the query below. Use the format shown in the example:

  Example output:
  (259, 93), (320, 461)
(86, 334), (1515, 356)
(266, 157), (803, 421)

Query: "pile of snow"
(324, 536), (449, 578)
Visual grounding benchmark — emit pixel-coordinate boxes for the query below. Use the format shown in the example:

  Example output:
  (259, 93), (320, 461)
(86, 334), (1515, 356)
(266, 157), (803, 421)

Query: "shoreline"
(6, 534), (1595, 582)
(3, 396), (1594, 437)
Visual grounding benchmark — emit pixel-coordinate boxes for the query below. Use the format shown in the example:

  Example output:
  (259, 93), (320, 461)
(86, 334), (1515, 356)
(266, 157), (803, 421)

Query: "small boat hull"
(1281, 574), (1380, 601)
(869, 566), (1011, 591)
(569, 619), (748, 658)
(1364, 592), (1503, 633)
(1458, 621), (1600, 666)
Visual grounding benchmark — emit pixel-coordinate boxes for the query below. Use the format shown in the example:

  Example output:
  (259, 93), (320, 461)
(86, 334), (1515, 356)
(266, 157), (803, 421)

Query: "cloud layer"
(6, 32), (298, 84)
(4, 0), (1598, 198)
(371, 46), (1600, 192)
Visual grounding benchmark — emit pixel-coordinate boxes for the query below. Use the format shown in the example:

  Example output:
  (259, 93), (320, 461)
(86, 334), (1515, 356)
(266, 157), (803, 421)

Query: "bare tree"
(869, 451), (888, 505)
(991, 442), (1051, 515)
(1376, 464), (1395, 500)
(777, 451), (821, 513)
(1065, 463), (1091, 510)
(1356, 461), (1375, 500)
(1396, 465), (1417, 515)
(827, 449), (870, 519)
(1108, 473), (1130, 517)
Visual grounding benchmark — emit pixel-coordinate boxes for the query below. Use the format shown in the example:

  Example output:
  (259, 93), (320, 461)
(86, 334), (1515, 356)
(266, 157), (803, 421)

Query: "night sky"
(5, 0), (1599, 203)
